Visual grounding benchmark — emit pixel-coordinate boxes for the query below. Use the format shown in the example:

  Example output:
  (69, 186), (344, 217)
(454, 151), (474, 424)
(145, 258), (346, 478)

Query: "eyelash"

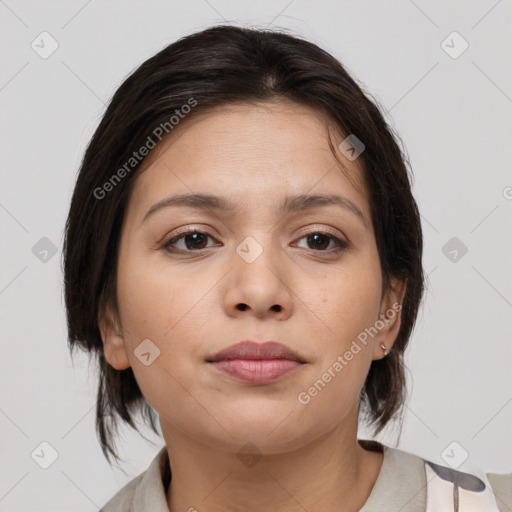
(162, 228), (349, 255)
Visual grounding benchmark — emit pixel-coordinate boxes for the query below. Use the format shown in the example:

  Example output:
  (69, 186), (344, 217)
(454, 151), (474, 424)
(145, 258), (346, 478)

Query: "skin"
(99, 100), (406, 512)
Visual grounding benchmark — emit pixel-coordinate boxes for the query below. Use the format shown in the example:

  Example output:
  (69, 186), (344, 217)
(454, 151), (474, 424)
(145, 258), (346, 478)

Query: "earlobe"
(373, 278), (407, 360)
(379, 342), (391, 357)
(98, 304), (131, 370)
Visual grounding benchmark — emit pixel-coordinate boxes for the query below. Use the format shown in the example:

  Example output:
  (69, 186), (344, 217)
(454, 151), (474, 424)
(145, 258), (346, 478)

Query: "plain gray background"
(1, 1), (511, 510)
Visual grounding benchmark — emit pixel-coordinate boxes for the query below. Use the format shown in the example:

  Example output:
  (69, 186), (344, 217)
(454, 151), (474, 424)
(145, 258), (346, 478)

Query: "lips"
(206, 341), (307, 384)
(206, 341), (306, 363)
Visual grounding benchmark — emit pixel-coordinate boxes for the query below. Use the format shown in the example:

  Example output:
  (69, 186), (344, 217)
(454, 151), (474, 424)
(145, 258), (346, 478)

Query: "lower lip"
(208, 359), (304, 384)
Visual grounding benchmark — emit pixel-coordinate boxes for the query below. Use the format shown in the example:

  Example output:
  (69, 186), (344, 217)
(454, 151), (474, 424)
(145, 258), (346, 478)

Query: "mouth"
(206, 341), (307, 385)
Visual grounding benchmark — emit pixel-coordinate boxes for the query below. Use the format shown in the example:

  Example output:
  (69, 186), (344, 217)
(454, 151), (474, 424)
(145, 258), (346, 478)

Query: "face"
(99, 100), (405, 455)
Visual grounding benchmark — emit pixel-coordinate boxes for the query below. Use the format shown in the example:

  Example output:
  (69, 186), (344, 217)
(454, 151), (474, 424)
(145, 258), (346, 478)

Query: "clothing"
(100, 440), (512, 511)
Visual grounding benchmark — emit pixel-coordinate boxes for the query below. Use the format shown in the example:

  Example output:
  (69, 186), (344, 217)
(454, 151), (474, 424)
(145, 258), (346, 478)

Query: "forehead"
(126, 101), (369, 223)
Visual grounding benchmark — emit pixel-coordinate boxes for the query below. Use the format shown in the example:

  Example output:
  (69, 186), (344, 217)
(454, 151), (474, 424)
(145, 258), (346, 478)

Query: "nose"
(223, 239), (294, 320)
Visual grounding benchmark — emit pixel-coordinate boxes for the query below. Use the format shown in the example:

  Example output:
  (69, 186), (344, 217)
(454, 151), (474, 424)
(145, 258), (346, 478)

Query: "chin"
(217, 416), (315, 453)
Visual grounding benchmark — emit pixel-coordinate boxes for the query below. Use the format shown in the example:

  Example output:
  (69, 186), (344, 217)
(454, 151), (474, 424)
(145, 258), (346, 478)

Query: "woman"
(62, 25), (511, 511)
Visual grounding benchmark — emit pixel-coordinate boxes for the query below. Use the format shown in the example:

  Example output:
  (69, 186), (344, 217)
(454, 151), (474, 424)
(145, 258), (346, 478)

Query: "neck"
(162, 418), (384, 512)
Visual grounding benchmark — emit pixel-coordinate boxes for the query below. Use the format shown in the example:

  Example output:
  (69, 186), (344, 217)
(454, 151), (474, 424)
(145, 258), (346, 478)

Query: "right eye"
(163, 229), (221, 253)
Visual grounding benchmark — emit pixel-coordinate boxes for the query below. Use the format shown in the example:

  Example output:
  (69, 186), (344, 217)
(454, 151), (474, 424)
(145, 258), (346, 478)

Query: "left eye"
(294, 232), (348, 252)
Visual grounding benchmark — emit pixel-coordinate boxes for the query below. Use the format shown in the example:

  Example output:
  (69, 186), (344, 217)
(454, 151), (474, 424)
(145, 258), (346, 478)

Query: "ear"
(372, 277), (407, 361)
(98, 303), (131, 370)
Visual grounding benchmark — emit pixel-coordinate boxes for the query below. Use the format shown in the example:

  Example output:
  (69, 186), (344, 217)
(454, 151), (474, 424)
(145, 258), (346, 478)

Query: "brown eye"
(164, 230), (217, 252)
(306, 233), (330, 250)
(294, 231), (348, 252)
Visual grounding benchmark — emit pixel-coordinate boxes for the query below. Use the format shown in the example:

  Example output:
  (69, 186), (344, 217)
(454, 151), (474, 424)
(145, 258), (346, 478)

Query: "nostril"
(237, 303), (249, 311)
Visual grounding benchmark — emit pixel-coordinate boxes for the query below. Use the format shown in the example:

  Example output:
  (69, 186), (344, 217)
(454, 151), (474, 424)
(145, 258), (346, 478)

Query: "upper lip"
(206, 341), (306, 363)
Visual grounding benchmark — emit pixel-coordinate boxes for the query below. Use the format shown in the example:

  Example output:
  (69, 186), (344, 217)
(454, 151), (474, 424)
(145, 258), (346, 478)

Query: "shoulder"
(486, 472), (512, 511)
(99, 446), (170, 512)
(359, 442), (428, 511)
(99, 472), (144, 511)
(385, 444), (512, 512)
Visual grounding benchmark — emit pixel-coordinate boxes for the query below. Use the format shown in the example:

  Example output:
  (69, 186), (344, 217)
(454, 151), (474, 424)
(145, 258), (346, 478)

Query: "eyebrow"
(141, 192), (367, 228)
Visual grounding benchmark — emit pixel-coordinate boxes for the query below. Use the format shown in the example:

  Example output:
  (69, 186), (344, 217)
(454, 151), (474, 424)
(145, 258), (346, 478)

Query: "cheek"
(318, 258), (382, 339)
(115, 246), (216, 370)
(304, 253), (382, 406)
(114, 251), (211, 419)
(116, 246), (192, 337)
